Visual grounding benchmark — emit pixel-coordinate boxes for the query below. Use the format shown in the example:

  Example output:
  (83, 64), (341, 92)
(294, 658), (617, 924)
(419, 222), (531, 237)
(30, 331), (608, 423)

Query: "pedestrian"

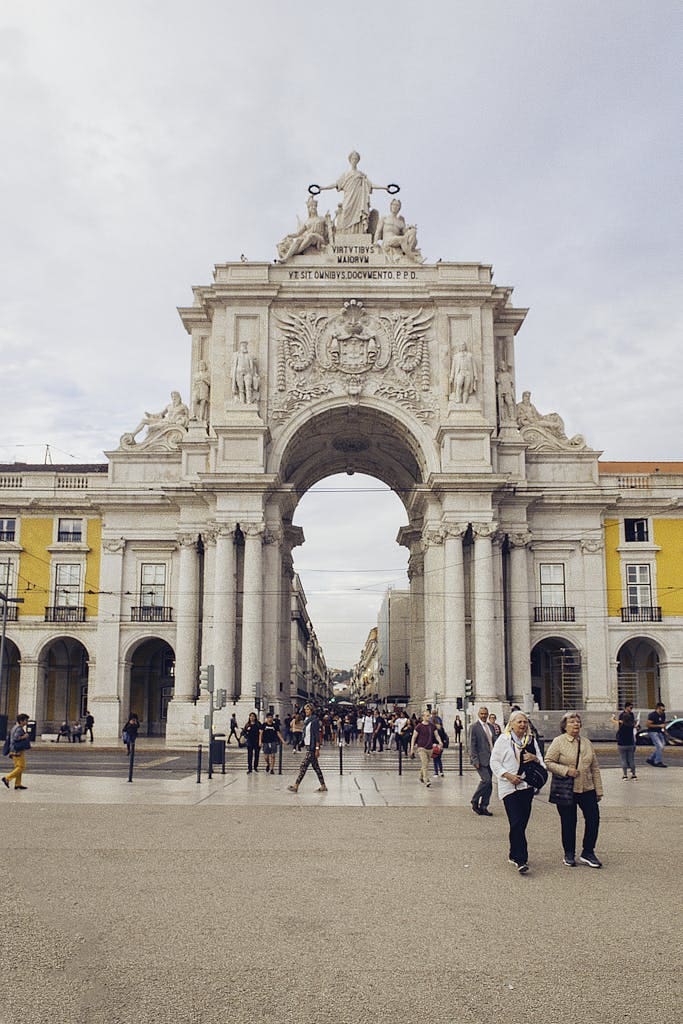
(469, 706), (496, 816)
(71, 721), (83, 743)
(361, 709), (375, 753)
(290, 712), (304, 751)
(83, 710), (95, 743)
(243, 711), (261, 773)
(453, 715), (463, 744)
(260, 712), (284, 775)
(123, 713), (140, 754)
(2, 713), (32, 791)
(55, 721), (71, 743)
(431, 713), (446, 778)
(488, 713), (502, 738)
(545, 711), (604, 868)
(372, 710), (386, 752)
(288, 703), (327, 793)
(645, 702), (668, 768)
(410, 709), (441, 787)
(490, 710), (545, 874)
(227, 713), (240, 745)
(611, 702), (638, 779)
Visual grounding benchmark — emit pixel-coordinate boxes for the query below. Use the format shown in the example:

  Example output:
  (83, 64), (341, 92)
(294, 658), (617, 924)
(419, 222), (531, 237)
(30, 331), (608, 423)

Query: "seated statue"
(373, 198), (421, 262)
(277, 196), (332, 261)
(516, 390), (586, 449)
(120, 391), (190, 450)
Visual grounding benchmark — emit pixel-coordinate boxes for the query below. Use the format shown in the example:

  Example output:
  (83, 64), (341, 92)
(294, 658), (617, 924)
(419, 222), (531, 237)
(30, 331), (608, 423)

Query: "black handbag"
(521, 756), (548, 792)
(549, 739), (580, 805)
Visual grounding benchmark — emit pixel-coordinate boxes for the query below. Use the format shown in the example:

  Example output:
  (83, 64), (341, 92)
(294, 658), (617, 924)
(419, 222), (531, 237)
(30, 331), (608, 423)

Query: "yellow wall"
(604, 518), (622, 617)
(654, 519), (683, 616)
(17, 518), (52, 616)
(84, 517), (101, 617)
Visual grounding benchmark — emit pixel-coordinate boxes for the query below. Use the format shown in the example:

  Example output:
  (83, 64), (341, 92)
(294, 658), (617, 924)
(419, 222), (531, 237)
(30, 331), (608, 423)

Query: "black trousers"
(556, 789), (600, 857)
(247, 744), (260, 771)
(503, 787), (535, 866)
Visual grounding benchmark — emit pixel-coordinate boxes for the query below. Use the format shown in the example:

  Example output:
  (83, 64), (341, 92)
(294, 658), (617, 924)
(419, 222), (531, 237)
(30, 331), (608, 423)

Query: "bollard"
(196, 743), (202, 783)
(278, 740), (283, 775)
(398, 742), (403, 776)
(339, 738), (343, 776)
(458, 740), (463, 777)
(127, 742), (135, 783)
(208, 738), (213, 780)
(222, 739), (226, 775)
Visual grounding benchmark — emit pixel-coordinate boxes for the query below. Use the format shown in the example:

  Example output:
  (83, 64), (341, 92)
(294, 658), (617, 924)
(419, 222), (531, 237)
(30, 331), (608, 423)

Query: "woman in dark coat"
(243, 712), (261, 773)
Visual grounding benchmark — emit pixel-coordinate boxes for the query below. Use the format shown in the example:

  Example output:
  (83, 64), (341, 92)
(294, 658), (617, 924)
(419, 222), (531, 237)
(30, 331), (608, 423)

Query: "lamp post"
(0, 591), (24, 722)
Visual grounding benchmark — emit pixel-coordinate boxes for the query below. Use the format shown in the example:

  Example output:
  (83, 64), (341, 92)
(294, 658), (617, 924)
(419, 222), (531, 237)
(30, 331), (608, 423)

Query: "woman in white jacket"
(490, 710), (545, 874)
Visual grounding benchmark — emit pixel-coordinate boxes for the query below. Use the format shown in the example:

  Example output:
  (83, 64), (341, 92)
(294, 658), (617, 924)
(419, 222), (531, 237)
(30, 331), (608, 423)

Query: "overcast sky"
(1, 2), (680, 668)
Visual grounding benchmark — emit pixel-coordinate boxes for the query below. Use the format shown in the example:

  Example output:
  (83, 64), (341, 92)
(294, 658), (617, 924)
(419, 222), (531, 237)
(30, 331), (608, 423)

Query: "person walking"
(123, 714), (140, 755)
(361, 710), (375, 753)
(227, 713), (240, 745)
(646, 702), (668, 767)
(545, 711), (604, 868)
(453, 715), (463, 744)
(488, 713), (502, 739)
(259, 712), (284, 775)
(611, 702), (638, 779)
(2, 713), (32, 791)
(410, 710), (441, 787)
(490, 710), (545, 874)
(290, 712), (304, 751)
(288, 703), (327, 793)
(83, 710), (95, 743)
(469, 706), (496, 816)
(243, 712), (261, 773)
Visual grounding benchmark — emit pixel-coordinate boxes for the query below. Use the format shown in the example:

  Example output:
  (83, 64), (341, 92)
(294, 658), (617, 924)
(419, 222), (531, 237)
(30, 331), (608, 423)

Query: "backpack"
(2, 734), (11, 758)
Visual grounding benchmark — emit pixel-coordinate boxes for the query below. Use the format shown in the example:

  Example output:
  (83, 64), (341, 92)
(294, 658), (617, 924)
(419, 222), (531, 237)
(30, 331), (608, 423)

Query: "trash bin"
(27, 720), (37, 742)
(210, 734), (226, 766)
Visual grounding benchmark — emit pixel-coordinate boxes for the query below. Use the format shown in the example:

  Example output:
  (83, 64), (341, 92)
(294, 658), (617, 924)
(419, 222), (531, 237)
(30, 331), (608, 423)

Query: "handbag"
(549, 738), (580, 805)
(13, 735), (31, 752)
(521, 756), (548, 792)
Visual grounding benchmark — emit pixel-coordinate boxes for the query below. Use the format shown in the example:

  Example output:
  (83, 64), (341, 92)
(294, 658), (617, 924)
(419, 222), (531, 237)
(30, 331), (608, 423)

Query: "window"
(540, 564), (566, 607)
(58, 518), (82, 543)
(55, 564), (81, 606)
(626, 564), (651, 608)
(140, 564), (166, 607)
(0, 518), (16, 542)
(0, 559), (13, 593)
(624, 518), (649, 543)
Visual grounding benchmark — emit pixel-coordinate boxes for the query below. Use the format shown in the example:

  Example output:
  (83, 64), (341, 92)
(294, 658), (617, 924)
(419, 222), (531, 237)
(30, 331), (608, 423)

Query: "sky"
(1, 1), (681, 669)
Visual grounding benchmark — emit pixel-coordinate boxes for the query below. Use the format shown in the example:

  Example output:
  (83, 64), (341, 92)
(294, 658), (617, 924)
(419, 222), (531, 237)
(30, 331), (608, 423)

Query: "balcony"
(0, 530), (15, 542)
(620, 606), (662, 623)
(131, 605), (173, 623)
(45, 606), (86, 623)
(534, 606), (576, 623)
(2, 605), (18, 622)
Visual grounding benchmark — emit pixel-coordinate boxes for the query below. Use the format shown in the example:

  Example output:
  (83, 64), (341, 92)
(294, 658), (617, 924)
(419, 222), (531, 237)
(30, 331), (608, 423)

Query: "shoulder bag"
(549, 738), (580, 805)
(520, 744), (548, 792)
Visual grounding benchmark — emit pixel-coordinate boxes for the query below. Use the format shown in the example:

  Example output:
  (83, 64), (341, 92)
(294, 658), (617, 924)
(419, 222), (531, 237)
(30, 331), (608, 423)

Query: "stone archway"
(0, 636), (21, 735)
(617, 637), (661, 708)
(39, 636), (90, 731)
(128, 638), (175, 737)
(531, 637), (583, 710)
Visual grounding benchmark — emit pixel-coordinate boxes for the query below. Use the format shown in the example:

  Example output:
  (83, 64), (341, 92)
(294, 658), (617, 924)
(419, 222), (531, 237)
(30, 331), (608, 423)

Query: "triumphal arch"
(103, 152), (607, 741)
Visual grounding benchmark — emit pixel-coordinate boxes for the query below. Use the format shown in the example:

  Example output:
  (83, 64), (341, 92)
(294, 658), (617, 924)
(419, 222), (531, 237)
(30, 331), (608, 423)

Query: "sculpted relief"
(272, 299), (435, 422)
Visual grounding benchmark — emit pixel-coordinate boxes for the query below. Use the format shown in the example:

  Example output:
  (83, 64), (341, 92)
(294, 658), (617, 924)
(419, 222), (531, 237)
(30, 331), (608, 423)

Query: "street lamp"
(0, 590), (24, 722)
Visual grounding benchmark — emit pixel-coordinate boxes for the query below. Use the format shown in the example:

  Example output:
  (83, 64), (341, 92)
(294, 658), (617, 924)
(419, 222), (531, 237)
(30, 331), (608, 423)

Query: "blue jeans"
(649, 731), (666, 764)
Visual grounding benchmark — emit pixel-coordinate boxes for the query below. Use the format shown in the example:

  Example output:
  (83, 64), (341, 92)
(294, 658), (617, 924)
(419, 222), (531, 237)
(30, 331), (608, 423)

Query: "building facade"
(1, 157), (681, 741)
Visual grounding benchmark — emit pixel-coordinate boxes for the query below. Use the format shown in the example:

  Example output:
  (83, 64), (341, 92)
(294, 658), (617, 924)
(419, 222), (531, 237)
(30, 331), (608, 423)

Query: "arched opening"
(617, 638), (660, 708)
(0, 637), (21, 737)
(531, 637), (583, 710)
(40, 637), (90, 731)
(128, 638), (175, 737)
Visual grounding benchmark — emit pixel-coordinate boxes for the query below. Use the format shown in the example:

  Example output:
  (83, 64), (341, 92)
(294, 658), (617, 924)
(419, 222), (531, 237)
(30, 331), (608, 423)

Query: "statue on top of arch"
(516, 390), (588, 451)
(276, 152), (422, 264)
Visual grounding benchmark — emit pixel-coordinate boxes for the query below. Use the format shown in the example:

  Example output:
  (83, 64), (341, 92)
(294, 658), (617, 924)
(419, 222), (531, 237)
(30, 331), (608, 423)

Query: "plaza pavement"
(1, 762), (680, 1024)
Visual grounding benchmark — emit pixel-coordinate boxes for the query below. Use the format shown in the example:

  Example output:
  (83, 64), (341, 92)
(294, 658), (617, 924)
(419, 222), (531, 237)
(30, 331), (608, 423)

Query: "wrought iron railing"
(131, 606), (173, 623)
(620, 606), (662, 622)
(534, 606), (576, 622)
(45, 606), (86, 622)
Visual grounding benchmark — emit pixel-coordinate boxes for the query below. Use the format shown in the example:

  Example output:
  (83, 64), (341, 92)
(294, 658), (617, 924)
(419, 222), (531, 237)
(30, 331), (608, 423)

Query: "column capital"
(216, 522), (238, 540)
(202, 526), (218, 546)
(423, 527), (445, 547)
(580, 537), (604, 554)
(242, 521), (266, 540)
(509, 529), (533, 548)
(472, 521), (497, 539)
(264, 526), (284, 546)
(177, 532), (198, 549)
(102, 537), (126, 554)
(442, 522), (469, 540)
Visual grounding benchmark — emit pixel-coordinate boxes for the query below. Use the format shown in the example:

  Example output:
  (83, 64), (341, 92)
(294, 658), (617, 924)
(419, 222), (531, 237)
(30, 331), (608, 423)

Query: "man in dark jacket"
(288, 703), (327, 793)
(470, 706), (496, 816)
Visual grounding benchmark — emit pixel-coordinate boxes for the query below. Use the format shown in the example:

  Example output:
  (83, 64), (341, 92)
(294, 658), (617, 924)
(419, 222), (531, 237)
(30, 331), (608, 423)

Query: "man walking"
(470, 706), (496, 816)
(410, 709), (441, 787)
(2, 713), (31, 791)
(361, 709), (375, 753)
(646, 702), (668, 767)
(288, 704), (327, 793)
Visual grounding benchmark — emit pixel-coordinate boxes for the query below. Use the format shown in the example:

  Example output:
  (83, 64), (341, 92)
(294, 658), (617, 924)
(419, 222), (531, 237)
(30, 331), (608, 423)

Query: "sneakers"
(15, 785), (27, 790)
(479, 808), (493, 817)
(1, 777), (9, 789)
(517, 863), (529, 874)
(425, 781), (431, 787)
(631, 774), (638, 780)
(287, 784), (298, 793)
(622, 775), (628, 781)
(563, 856), (576, 867)
(579, 853), (602, 868)
(317, 785), (328, 792)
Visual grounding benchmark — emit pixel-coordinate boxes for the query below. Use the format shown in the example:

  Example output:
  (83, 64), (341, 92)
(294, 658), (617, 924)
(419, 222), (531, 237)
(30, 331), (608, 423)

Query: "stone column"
(422, 527), (445, 708)
(91, 537), (126, 735)
(443, 524), (468, 705)
(581, 538), (611, 708)
(407, 549), (424, 705)
(262, 526), (283, 706)
(17, 656), (40, 722)
(509, 531), (533, 703)
(213, 524), (236, 699)
(241, 522), (264, 705)
(173, 533), (200, 701)
(472, 522), (498, 700)
(201, 528), (217, 667)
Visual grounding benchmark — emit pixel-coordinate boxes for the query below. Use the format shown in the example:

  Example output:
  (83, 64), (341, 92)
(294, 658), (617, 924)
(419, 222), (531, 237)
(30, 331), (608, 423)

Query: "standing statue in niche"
(277, 196), (333, 261)
(496, 362), (517, 424)
(192, 360), (210, 422)
(449, 340), (478, 404)
(373, 198), (422, 262)
(315, 151), (396, 234)
(231, 340), (260, 405)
